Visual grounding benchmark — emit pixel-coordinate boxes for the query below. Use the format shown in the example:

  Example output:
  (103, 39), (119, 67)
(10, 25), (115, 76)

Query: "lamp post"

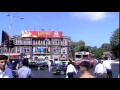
(7, 12), (24, 62)
(45, 33), (48, 59)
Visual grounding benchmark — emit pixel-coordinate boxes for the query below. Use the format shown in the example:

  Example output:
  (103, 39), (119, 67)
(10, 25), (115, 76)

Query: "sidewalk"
(112, 61), (119, 64)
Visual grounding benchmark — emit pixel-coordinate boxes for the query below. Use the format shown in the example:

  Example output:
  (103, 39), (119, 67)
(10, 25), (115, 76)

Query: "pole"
(8, 14), (12, 62)
(46, 33), (47, 59)
(8, 47), (11, 62)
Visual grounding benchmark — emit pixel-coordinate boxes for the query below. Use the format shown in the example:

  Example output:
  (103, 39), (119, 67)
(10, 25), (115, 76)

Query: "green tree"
(71, 40), (86, 57)
(85, 46), (92, 52)
(77, 40), (85, 51)
(93, 48), (104, 59)
(71, 41), (77, 57)
(110, 28), (119, 59)
(101, 43), (111, 52)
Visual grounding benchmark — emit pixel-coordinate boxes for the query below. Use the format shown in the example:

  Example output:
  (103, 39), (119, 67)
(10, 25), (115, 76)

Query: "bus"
(74, 51), (95, 68)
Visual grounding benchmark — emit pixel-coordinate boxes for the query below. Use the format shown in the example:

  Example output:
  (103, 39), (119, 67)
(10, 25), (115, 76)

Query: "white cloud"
(70, 12), (110, 21)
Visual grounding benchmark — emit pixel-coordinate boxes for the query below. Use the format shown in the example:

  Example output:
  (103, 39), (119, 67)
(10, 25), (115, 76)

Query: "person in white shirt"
(0, 55), (13, 78)
(94, 60), (107, 78)
(66, 61), (77, 78)
(103, 57), (113, 78)
(47, 60), (51, 72)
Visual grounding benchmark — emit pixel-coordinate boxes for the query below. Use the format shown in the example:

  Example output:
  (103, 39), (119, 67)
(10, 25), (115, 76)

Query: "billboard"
(33, 47), (49, 54)
(20, 30), (63, 38)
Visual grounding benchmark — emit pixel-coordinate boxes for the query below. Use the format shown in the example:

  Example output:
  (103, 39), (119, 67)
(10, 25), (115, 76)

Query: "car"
(52, 62), (67, 75)
(37, 58), (48, 70)
(28, 59), (39, 67)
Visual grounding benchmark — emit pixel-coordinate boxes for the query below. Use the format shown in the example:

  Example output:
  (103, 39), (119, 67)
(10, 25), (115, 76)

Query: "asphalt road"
(31, 63), (119, 78)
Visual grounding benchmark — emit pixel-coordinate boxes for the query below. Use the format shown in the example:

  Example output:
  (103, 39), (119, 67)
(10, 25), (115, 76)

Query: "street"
(31, 63), (119, 78)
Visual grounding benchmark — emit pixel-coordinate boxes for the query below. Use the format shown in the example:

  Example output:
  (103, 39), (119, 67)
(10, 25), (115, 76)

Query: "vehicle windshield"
(76, 55), (81, 58)
(38, 58), (44, 61)
(83, 55), (88, 59)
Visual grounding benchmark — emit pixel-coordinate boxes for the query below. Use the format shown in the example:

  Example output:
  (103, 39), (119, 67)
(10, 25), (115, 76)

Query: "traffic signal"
(6, 40), (9, 47)
(10, 40), (14, 48)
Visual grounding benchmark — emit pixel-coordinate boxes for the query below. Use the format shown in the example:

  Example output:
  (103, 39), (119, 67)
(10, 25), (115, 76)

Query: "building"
(0, 45), (1, 54)
(1, 30), (71, 60)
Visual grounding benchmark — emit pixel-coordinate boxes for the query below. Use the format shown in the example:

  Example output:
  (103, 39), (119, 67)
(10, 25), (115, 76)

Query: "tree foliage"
(92, 48), (104, 59)
(101, 43), (111, 52)
(71, 40), (86, 57)
(110, 28), (119, 58)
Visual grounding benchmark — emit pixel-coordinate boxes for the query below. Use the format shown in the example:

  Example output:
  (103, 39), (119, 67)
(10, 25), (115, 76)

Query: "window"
(23, 47), (30, 53)
(4, 49), (7, 53)
(38, 40), (40, 45)
(17, 47), (21, 53)
(27, 48), (29, 52)
(35, 40), (38, 45)
(11, 48), (14, 53)
(33, 40), (35, 45)
(44, 39), (49, 46)
(24, 40), (30, 45)
(54, 39), (59, 45)
(17, 39), (22, 45)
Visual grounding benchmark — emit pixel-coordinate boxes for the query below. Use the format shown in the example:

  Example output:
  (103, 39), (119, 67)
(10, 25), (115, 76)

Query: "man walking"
(94, 60), (107, 78)
(103, 57), (113, 78)
(66, 61), (77, 78)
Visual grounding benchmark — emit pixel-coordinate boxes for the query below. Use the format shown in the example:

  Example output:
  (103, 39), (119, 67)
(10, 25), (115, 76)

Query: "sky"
(0, 12), (119, 48)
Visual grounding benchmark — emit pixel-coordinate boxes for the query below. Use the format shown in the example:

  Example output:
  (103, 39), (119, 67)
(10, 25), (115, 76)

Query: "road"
(31, 63), (119, 78)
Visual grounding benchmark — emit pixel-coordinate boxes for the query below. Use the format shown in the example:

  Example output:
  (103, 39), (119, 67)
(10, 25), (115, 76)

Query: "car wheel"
(38, 67), (40, 70)
(60, 71), (64, 75)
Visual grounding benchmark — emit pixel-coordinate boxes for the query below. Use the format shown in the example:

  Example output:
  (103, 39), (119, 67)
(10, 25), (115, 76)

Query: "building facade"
(1, 30), (71, 60)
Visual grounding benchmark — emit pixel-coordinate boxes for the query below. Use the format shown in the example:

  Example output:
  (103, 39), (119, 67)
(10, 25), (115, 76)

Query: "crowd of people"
(0, 55), (33, 78)
(0, 54), (114, 78)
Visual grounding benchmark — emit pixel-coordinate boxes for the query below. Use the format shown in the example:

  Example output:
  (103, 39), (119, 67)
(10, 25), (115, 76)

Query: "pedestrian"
(16, 60), (22, 70)
(79, 61), (95, 78)
(47, 60), (51, 72)
(0, 55), (13, 78)
(17, 58), (33, 78)
(94, 60), (107, 78)
(103, 57), (113, 78)
(66, 60), (77, 78)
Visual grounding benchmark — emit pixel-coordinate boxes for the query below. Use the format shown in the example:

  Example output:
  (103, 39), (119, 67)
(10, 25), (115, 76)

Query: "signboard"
(20, 31), (63, 38)
(75, 52), (90, 55)
(33, 47), (45, 53)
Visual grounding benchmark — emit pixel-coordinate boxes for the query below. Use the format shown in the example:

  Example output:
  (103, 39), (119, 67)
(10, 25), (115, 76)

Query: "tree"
(101, 43), (111, 52)
(71, 40), (86, 57)
(93, 48), (104, 59)
(85, 46), (92, 52)
(110, 28), (119, 59)
(77, 40), (85, 51)
(71, 41), (77, 57)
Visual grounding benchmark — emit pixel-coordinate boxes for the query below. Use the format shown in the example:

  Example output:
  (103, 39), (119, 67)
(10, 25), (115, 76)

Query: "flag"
(1, 30), (10, 44)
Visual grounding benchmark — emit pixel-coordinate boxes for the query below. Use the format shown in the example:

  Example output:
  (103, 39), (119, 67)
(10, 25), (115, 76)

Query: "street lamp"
(45, 33), (48, 59)
(7, 12), (24, 32)
(6, 12), (24, 62)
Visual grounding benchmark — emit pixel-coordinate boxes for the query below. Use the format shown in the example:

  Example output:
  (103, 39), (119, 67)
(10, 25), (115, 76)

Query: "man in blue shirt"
(17, 58), (33, 78)
(0, 55), (13, 78)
